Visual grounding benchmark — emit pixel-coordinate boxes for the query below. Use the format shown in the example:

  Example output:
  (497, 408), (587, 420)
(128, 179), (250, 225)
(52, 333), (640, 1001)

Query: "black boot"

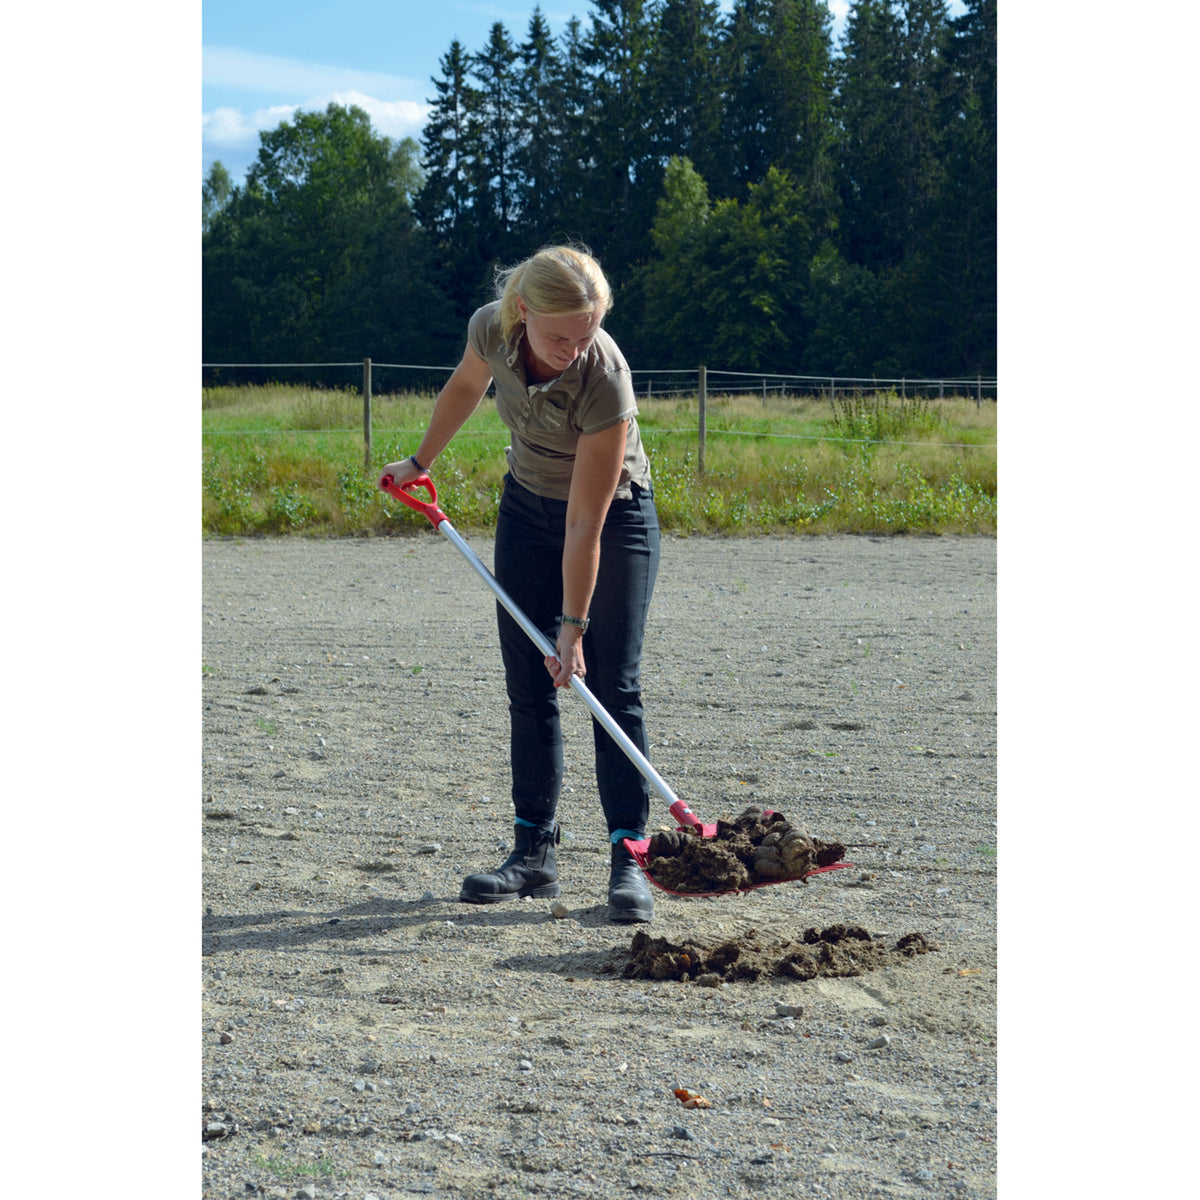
(608, 841), (654, 923)
(460, 824), (560, 904)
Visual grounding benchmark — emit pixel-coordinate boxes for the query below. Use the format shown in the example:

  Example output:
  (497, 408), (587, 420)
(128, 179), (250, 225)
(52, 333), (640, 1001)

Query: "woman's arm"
(545, 419), (629, 687)
(379, 344), (493, 485)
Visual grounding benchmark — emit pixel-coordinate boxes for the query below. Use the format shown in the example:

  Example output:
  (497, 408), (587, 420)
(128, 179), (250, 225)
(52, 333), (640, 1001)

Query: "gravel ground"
(202, 531), (997, 1200)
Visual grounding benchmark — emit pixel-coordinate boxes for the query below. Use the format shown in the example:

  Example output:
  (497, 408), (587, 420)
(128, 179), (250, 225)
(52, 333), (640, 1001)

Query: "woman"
(379, 245), (660, 923)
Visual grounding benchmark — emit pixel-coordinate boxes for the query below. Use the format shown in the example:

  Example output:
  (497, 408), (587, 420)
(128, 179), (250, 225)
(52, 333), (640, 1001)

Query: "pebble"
(550, 901), (570, 919)
(417, 843), (442, 855)
(865, 1035), (891, 1050)
(867, 1014), (888, 1026)
(835, 1050), (854, 1063)
(774, 1002), (803, 1018)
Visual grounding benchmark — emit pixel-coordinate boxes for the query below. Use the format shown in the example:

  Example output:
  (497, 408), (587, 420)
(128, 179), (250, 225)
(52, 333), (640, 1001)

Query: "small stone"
(550, 900), (570, 919)
(835, 1050), (854, 1063)
(417, 843), (442, 855)
(774, 1002), (803, 1017)
(821, 1142), (837, 1155)
(867, 1014), (888, 1027)
(518, 1059), (534, 1072)
(219, 1031), (234, 1045)
(865, 1034), (891, 1050)
(915, 1168), (934, 1181)
(670, 1125), (699, 1141)
(696, 973), (722, 988)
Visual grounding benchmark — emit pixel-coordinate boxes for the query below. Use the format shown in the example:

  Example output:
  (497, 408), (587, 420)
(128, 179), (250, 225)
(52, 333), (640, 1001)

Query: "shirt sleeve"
(466, 304), (491, 364)
(575, 368), (638, 435)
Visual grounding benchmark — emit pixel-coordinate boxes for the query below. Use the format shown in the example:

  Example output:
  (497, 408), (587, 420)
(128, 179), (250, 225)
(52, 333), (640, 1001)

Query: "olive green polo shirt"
(467, 301), (653, 502)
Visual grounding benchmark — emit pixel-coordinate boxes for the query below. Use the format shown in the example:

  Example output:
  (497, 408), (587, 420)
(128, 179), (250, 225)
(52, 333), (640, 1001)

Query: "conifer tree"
(415, 40), (489, 316)
(645, 0), (725, 190)
(472, 22), (521, 251)
(512, 6), (564, 247)
(580, 0), (660, 269)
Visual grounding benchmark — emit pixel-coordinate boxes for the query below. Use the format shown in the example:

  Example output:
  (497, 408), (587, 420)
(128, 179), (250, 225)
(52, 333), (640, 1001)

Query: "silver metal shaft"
(436, 517), (682, 810)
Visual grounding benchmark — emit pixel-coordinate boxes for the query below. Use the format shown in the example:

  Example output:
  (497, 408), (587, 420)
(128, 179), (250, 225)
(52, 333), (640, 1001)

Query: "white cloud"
(202, 46), (433, 175)
(202, 104), (301, 149)
(324, 92), (431, 141)
(203, 45), (424, 100)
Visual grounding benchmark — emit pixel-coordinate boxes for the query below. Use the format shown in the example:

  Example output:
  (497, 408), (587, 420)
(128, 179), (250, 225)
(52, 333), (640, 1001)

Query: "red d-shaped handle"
(379, 473), (447, 528)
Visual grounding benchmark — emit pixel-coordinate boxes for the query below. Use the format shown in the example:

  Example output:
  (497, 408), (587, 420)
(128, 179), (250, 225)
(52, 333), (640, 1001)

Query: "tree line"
(202, 0), (995, 381)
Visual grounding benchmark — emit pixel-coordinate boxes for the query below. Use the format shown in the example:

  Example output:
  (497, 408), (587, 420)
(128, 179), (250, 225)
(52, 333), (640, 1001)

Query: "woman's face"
(517, 298), (602, 377)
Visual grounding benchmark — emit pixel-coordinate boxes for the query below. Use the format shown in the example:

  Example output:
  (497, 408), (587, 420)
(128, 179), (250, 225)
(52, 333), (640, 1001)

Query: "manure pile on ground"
(617, 925), (935, 984)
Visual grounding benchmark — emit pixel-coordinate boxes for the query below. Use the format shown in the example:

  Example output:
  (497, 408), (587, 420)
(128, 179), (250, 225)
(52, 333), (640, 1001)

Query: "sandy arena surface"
(202, 532), (997, 1199)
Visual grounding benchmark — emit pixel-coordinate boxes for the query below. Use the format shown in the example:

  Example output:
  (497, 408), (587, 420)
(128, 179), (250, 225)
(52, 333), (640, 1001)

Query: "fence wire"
(202, 359), (997, 462)
(203, 360), (998, 402)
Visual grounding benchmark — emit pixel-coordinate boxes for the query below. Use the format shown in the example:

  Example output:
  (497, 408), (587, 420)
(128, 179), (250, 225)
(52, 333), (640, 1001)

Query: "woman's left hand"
(544, 625), (586, 688)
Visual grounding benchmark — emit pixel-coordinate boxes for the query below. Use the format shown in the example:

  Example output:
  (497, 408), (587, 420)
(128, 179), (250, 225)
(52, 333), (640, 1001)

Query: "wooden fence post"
(362, 358), (372, 470)
(976, 374), (982, 409)
(698, 365), (707, 476)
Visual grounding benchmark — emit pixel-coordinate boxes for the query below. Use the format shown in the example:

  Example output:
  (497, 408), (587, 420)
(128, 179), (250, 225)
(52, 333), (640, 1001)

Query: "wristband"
(409, 454), (427, 473)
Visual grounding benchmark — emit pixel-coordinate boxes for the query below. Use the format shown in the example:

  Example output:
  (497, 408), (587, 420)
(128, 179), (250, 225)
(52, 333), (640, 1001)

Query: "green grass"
(253, 1154), (338, 1180)
(202, 385), (996, 536)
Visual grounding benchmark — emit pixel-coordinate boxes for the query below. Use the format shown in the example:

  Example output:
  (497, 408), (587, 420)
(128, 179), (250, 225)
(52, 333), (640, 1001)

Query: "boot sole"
(460, 882), (561, 904)
(607, 903), (654, 923)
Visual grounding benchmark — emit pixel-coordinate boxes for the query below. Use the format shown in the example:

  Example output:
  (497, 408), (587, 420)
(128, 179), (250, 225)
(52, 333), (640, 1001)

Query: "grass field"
(202, 385), (996, 536)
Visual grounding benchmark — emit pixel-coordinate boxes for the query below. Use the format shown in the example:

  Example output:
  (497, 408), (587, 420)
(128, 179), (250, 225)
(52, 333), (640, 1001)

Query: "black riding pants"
(493, 473), (660, 839)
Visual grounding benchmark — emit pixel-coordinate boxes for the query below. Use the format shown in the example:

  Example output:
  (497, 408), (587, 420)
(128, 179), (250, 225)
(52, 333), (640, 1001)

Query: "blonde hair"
(495, 245), (614, 348)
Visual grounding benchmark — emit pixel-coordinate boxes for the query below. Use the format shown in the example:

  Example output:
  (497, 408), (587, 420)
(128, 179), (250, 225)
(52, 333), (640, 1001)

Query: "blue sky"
(203, 0), (967, 186)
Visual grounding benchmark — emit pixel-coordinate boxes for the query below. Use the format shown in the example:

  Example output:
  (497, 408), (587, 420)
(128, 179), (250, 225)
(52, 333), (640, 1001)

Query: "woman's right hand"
(378, 457), (425, 491)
